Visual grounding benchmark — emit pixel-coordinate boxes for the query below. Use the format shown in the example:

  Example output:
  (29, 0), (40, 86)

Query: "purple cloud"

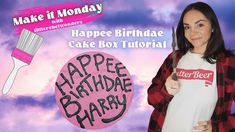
(97, 10), (154, 27)
(0, 94), (56, 109)
(0, 0), (18, 33)
(14, 94), (56, 109)
(96, 9), (174, 27)
(0, 38), (16, 51)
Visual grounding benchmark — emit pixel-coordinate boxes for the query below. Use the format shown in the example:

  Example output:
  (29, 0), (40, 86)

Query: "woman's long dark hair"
(176, 2), (232, 64)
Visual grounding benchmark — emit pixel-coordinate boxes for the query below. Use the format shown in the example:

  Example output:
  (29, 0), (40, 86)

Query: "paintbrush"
(2, 29), (43, 95)
(172, 26), (178, 81)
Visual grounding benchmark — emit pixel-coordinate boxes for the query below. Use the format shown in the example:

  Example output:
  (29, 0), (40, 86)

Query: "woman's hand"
(193, 121), (212, 132)
(165, 72), (180, 95)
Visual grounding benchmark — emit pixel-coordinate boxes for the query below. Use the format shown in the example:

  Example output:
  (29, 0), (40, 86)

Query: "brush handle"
(172, 73), (178, 81)
(172, 68), (178, 81)
(2, 58), (27, 95)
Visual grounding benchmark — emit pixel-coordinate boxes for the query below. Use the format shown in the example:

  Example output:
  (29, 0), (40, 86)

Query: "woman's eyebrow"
(195, 19), (207, 24)
(183, 19), (208, 25)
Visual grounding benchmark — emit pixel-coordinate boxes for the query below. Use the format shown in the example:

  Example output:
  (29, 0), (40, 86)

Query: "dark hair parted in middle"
(176, 2), (231, 64)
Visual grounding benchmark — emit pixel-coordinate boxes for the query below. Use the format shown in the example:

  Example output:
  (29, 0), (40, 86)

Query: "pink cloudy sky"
(0, 0), (235, 131)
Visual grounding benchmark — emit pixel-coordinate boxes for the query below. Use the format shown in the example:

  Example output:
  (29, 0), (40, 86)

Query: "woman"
(147, 2), (235, 132)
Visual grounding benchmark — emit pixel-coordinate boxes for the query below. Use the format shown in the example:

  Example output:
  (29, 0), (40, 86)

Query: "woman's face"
(183, 9), (213, 54)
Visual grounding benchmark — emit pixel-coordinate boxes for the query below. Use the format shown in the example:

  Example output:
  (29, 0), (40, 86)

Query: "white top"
(162, 51), (218, 132)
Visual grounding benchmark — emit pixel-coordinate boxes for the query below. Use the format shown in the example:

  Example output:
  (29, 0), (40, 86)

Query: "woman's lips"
(191, 37), (201, 41)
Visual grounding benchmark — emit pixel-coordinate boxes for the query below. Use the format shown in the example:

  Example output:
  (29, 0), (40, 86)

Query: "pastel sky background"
(0, 0), (235, 132)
